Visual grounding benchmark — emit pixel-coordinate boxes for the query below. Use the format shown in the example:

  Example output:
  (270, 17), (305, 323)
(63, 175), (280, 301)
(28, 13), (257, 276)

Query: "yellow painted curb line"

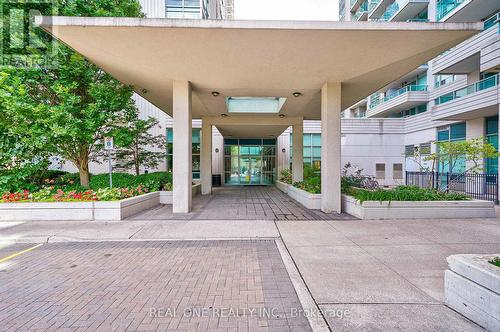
(0, 243), (43, 264)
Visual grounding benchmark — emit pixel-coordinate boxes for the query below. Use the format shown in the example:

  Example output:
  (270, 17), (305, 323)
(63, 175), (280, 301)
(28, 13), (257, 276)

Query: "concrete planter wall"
(342, 194), (495, 219)
(276, 181), (321, 209)
(445, 254), (500, 331)
(159, 183), (201, 204)
(0, 184), (202, 221)
(94, 192), (160, 220)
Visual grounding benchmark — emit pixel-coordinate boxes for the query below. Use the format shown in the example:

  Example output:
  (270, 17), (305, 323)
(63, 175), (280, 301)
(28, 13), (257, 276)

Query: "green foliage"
(279, 169), (292, 184)
(303, 164), (320, 179)
(0, 0), (145, 188)
(347, 186), (469, 203)
(112, 113), (166, 175)
(293, 177), (321, 194)
(489, 257), (500, 268)
(426, 137), (499, 174)
(30, 187), (54, 201)
(88, 172), (172, 191)
(94, 188), (123, 201)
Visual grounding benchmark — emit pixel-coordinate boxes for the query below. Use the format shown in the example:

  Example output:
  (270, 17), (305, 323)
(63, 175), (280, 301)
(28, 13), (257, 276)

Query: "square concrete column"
(321, 82), (342, 213)
(201, 118), (212, 195)
(172, 81), (192, 213)
(292, 122), (304, 182)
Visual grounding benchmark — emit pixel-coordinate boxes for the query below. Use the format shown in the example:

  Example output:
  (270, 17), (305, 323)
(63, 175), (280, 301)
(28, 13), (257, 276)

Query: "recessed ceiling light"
(226, 97), (286, 113)
(278, 114), (285, 118)
(292, 92), (302, 97)
(212, 91), (220, 97)
(221, 113), (228, 117)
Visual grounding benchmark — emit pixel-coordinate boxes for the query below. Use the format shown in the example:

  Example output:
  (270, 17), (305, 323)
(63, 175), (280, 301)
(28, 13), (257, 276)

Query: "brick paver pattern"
(131, 186), (354, 221)
(0, 240), (311, 332)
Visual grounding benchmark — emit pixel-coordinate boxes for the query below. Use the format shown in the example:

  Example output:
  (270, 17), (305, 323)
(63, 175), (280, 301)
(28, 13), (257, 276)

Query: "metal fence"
(406, 171), (498, 203)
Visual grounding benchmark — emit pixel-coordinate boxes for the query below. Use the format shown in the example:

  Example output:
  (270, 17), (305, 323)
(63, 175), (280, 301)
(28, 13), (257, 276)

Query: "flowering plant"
(1, 190), (30, 202)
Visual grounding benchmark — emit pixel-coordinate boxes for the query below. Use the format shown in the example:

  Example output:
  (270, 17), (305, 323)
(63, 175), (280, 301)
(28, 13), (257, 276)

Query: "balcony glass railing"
(368, 0), (381, 13)
(436, 0), (465, 21)
(370, 85), (427, 108)
(484, 12), (500, 30)
(352, 0), (368, 20)
(381, 1), (399, 21)
(434, 74), (499, 105)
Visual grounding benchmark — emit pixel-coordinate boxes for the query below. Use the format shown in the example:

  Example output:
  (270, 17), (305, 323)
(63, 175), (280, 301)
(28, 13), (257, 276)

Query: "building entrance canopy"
(37, 17), (481, 119)
(37, 16), (482, 213)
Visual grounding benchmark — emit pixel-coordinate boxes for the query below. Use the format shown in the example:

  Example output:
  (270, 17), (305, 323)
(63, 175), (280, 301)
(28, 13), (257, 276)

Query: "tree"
(428, 138), (498, 175)
(0, 0), (144, 187)
(112, 113), (166, 176)
(423, 138), (499, 190)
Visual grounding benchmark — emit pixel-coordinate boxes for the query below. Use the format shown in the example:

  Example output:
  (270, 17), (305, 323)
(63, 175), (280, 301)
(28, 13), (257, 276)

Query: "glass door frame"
(224, 138), (276, 186)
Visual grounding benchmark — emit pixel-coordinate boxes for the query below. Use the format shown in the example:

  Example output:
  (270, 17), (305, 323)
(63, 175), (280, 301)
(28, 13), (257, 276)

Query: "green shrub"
(303, 164), (320, 179)
(89, 173), (136, 189)
(293, 175), (321, 194)
(136, 172), (172, 191)
(489, 257), (500, 267)
(95, 188), (123, 201)
(279, 169), (292, 184)
(347, 186), (469, 203)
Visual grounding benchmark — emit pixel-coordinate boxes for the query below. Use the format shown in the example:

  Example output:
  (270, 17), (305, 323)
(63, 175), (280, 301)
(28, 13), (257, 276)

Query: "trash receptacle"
(212, 174), (222, 187)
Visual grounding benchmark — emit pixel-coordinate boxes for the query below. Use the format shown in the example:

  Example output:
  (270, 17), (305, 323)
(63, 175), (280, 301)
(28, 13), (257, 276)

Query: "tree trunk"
(134, 142), (140, 176)
(77, 156), (90, 187)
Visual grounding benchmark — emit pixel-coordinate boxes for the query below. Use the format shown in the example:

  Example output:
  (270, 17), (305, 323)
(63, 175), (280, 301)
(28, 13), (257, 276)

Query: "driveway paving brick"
(0, 240), (311, 332)
(130, 186), (354, 221)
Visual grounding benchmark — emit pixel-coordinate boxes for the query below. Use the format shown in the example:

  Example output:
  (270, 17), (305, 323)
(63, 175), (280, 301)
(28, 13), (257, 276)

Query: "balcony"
(368, 0), (393, 19)
(352, 1), (369, 21)
(432, 14), (499, 74)
(437, 0), (500, 22)
(350, 0), (365, 12)
(432, 74), (499, 120)
(387, 0), (429, 22)
(481, 13), (500, 72)
(367, 85), (429, 118)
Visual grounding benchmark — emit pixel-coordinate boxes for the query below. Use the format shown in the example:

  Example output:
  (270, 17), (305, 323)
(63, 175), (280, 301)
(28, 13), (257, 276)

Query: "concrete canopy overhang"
(36, 17), (482, 120)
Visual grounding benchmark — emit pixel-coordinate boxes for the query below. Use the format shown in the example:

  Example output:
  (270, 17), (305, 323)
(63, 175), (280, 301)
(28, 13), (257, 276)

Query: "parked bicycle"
(360, 176), (380, 190)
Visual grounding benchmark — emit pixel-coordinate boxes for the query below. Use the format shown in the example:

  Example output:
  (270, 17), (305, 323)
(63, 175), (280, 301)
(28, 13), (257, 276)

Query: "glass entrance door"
(224, 139), (276, 185)
(239, 156), (262, 185)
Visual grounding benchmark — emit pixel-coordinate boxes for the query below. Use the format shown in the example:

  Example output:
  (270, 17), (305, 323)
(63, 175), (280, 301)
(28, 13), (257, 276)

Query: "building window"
(166, 0), (201, 19)
(393, 163), (403, 179)
(434, 74), (456, 88)
(419, 142), (431, 155)
(405, 145), (415, 157)
(166, 128), (201, 179)
(375, 163), (385, 179)
(436, 122), (466, 173)
(289, 133), (322, 169)
(486, 116), (498, 174)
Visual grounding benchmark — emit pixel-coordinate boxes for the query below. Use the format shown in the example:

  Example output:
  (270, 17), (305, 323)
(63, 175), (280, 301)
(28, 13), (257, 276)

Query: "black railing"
(406, 171), (498, 203)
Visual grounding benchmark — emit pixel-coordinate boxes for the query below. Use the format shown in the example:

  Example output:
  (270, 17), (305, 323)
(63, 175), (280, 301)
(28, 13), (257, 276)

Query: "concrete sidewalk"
(277, 217), (500, 331)
(0, 219), (280, 243)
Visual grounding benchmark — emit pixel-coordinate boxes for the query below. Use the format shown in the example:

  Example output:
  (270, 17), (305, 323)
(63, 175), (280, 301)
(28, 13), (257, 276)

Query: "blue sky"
(234, 0), (339, 21)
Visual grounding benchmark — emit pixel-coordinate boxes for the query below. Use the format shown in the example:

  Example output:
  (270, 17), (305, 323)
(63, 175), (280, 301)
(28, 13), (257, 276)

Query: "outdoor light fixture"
(278, 114), (285, 118)
(221, 113), (228, 117)
(215, 148), (219, 153)
(211, 91), (220, 97)
(141, 88), (149, 94)
(226, 97), (286, 113)
(282, 148), (286, 153)
(292, 92), (302, 97)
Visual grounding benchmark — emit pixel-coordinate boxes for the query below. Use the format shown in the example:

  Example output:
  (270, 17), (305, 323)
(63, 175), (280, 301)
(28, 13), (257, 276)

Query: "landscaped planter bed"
(445, 254), (500, 331)
(276, 181), (321, 209)
(0, 184), (202, 221)
(342, 194), (495, 219)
